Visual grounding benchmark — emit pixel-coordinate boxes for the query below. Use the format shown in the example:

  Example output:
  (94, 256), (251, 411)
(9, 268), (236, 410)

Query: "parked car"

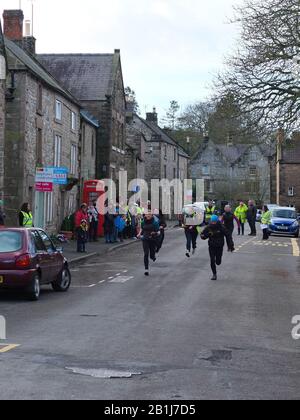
(0, 228), (71, 301)
(268, 207), (299, 238)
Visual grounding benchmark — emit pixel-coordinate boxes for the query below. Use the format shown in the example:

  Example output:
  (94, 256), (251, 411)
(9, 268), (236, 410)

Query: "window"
(37, 84), (43, 114)
(250, 151), (257, 161)
(202, 165), (210, 176)
(31, 231), (46, 253)
(164, 165), (167, 179)
(164, 145), (167, 159)
(174, 148), (177, 161)
(36, 128), (43, 165)
(0, 232), (22, 253)
(71, 112), (77, 131)
(45, 192), (54, 224)
(173, 168), (177, 179)
(38, 229), (55, 253)
(205, 179), (213, 193)
(71, 144), (77, 175)
(288, 187), (295, 197)
(54, 135), (62, 167)
(55, 100), (62, 121)
(250, 166), (257, 177)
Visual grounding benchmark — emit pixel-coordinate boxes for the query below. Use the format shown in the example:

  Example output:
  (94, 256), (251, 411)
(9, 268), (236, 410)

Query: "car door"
(30, 230), (52, 284)
(37, 230), (62, 282)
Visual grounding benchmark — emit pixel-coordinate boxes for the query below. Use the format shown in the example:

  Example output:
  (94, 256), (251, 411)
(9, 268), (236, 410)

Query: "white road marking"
(109, 276), (134, 284)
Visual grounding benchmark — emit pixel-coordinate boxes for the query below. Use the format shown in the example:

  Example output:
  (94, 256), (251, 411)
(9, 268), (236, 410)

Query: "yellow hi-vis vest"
(206, 206), (216, 221)
(21, 211), (33, 228)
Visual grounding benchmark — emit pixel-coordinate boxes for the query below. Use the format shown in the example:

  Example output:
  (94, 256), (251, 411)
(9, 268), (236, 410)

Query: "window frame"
(54, 134), (62, 167)
(55, 99), (62, 121)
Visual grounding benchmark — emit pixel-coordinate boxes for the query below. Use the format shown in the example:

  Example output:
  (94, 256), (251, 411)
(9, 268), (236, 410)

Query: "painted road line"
(0, 344), (20, 353)
(291, 239), (300, 257)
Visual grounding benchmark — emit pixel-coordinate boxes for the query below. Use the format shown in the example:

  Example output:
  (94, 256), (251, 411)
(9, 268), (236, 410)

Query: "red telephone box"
(83, 180), (105, 237)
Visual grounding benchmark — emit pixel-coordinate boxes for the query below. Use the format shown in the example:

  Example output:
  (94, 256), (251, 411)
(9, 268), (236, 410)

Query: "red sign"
(35, 182), (53, 192)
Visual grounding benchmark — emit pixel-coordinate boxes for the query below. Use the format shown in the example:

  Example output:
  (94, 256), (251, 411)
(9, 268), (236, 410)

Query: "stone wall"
(278, 164), (300, 210)
(80, 120), (97, 194)
(80, 60), (126, 181)
(4, 71), (81, 231)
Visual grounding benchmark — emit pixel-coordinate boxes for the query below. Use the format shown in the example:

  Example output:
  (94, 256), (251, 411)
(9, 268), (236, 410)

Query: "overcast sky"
(1, 0), (244, 119)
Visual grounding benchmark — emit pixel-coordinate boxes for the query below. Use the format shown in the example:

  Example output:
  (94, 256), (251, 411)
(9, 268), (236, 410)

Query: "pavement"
(0, 225), (300, 400)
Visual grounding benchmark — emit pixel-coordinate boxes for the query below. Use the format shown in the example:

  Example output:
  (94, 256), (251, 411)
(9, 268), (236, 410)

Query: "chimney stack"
(3, 10), (24, 41)
(146, 107), (158, 125)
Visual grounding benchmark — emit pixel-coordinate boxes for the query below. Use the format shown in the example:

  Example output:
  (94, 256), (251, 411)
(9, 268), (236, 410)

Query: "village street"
(0, 228), (299, 400)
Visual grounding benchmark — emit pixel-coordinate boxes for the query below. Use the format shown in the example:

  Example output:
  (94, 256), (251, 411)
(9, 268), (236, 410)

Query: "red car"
(0, 228), (71, 301)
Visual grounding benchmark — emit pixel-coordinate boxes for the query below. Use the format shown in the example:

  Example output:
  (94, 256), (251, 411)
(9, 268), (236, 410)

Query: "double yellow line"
(291, 239), (300, 257)
(0, 344), (19, 353)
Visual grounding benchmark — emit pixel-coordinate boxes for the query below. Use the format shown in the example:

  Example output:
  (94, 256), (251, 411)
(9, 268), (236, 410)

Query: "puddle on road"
(66, 367), (142, 379)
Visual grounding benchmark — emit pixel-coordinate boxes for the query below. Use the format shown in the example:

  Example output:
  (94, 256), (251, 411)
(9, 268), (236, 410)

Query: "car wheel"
(27, 273), (41, 301)
(52, 267), (71, 292)
(295, 231), (299, 238)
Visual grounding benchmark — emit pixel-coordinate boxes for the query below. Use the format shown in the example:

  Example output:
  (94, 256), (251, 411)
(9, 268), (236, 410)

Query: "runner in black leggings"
(138, 212), (160, 276)
(201, 215), (234, 281)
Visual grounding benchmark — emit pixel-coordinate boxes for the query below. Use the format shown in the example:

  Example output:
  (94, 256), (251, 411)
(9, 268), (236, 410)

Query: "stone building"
(80, 110), (99, 190)
(0, 21), (6, 204)
(190, 137), (275, 206)
(276, 131), (300, 211)
(38, 51), (127, 184)
(2, 10), (97, 231)
(127, 110), (190, 213)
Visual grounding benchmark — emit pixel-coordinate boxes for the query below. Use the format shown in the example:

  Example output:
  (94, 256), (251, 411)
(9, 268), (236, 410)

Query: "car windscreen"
(272, 209), (297, 219)
(0, 231), (23, 253)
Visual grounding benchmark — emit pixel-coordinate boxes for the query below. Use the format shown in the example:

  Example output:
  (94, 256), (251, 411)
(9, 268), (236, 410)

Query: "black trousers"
(209, 246), (224, 275)
(185, 230), (198, 252)
(238, 223), (245, 235)
(263, 228), (269, 240)
(224, 226), (234, 249)
(143, 239), (157, 270)
(248, 219), (257, 235)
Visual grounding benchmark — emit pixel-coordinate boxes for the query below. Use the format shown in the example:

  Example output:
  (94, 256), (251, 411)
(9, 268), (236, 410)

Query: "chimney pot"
(3, 10), (24, 41)
(146, 107), (158, 125)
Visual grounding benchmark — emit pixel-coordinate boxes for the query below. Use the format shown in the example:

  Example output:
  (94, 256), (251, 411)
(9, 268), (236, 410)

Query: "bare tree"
(162, 100), (180, 130)
(178, 101), (213, 133)
(216, 0), (300, 133)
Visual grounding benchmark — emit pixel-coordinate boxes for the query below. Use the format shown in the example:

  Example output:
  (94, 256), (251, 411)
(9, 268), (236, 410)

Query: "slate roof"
(38, 54), (116, 101)
(216, 144), (250, 164)
(136, 115), (190, 159)
(4, 37), (79, 105)
(193, 139), (275, 164)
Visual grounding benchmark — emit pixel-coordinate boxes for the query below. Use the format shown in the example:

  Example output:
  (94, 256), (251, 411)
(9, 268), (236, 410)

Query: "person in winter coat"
(261, 205), (272, 241)
(155, 209), (167, 253)
(137, 212), (160, 276)
(234, 202), (248, 236)
(183, 207), (202, 258)
(201, 215), (235, 281)
(75, 204), (89, 230)
(115, 214), (126, 243)
(247, 200), (258, 236)
(19, 203), (34, 228)
(76, 219), (88, 253)
(104, 205), (116, 244)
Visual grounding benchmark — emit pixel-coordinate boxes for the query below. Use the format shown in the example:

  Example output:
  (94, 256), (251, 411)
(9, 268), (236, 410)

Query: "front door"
(34, 191), (45, 229)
